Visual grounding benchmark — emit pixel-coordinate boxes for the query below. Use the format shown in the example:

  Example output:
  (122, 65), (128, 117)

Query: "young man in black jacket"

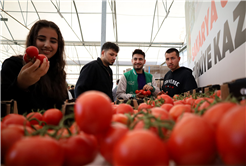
(160, 48), (197, 97)
(75, 42), (119, 101)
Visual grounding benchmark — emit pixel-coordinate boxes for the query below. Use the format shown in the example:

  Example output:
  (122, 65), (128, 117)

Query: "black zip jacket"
(1, 56), (66, 114)
(161, 67), (197, 97)
(75, 57), (114, 101)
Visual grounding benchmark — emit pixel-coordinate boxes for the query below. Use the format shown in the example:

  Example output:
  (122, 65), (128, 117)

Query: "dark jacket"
(75, 57), (114, 101)
(1, 56), (66, 114)
(161, 67), (197, 97)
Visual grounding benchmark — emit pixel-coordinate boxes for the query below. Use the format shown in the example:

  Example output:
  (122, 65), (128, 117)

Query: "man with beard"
(159, 48), (197, 97)
(75, 42), (119, 101)
(116, 49), (160, 100)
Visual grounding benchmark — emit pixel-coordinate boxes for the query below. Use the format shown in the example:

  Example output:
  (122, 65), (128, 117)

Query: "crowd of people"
(1, 19), (197, 114)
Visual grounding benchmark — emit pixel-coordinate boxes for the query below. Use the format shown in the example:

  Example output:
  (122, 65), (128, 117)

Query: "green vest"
(124, 69), (153, 94)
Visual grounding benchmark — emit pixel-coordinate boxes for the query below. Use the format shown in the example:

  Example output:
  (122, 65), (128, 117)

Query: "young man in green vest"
(116, 49), (160, 100)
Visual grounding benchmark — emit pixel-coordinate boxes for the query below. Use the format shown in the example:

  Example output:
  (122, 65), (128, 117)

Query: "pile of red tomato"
(1, 90), (245, 166)
(23, 46), (48, 64)
(135, 89), (151, 96)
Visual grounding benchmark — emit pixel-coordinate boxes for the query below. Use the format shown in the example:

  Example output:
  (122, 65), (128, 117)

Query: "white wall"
(186, 0), (246, 87)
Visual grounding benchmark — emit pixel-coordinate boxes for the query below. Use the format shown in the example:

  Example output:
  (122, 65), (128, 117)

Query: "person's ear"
(144, 59), (146, 64)
(178, 56), (181, 62)
(101, 50), (105, 57)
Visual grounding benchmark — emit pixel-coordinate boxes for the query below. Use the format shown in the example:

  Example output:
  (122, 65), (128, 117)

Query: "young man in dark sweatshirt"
(75, 42), (119, 101)
(160, 48), (197, 97)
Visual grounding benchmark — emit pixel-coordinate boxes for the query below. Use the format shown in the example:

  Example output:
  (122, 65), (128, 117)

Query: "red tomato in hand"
(74, 91), (113, 134)
(216, 105), (246, 165)
(24, 46), (39, 63)
(135, 90), (140, 94)
(5, 136), (64, 166)
(142, 91), (147, 96)
(36, 54), (48, 65)
(146, 90), (151, 96)
(26, 46), (39, 57)
(113, 130), (169, 166)
(42, 108), (63, 126)
(139, 90), (144, 95)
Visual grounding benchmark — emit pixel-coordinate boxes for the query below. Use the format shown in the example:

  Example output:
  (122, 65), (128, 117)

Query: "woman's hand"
(17, 59), (50, 90)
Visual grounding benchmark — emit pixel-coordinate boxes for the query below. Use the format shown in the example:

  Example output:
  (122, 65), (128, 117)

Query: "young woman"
(1, 20), (68, 114)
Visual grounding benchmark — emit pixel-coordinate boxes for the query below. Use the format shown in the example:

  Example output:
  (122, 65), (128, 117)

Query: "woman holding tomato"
(1, 20), (68, 114)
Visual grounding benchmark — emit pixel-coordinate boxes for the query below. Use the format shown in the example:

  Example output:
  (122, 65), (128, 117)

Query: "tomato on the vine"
(216, 105), (246, 165)
(99, 123), (128, 164)
(113, 129), (169, 166)
(2, 114), (31, 127)
(157, 94), (174, 105)
(36, 54), (48, 65)
(74, 91), (113, 134)
(26, 112), (43, 125)
(1, 125), (33, 164)
(42, 108), (63, 126)
(146, 90), (151, 96)
(112, 114), (128, 125)
(168, 115), (216, 165)
(5, 136), (64, 166)
(24, 46), (39, 63)
(135, 90), (140, 94)
(138, 103), (152, 112)
(203, 102), (236, 129)
(59, 132), (98, 166)
(142, 91), (147, 96)
(116, 103), (134, 114)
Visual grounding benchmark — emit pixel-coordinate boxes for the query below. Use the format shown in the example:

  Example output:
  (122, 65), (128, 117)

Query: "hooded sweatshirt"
(161, 67), (197, 97)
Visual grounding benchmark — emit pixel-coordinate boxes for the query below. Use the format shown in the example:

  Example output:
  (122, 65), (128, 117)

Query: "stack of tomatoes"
(1, 90), (245, 166)
(23, 46), (48, 64)
(135, 89), (151, 96)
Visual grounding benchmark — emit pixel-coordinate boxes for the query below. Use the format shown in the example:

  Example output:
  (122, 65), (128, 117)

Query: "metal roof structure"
(0, 0), (186, 85)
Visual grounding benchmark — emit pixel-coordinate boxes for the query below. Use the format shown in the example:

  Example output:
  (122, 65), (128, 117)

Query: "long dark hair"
(25, 20), (67, 102)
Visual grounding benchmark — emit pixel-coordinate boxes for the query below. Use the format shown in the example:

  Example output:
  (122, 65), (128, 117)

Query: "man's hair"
(165, 48), (179, 57)
(116, 79), (120, 84)
(101, 42), (119, 53)
(132, 49), (145, 58)
(71, 85), (74, 88)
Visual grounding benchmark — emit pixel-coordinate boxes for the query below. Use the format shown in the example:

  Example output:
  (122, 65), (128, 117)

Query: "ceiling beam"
(30, 0), (40, 20)
(0, 40), (183, 47)
(73, 0), (84, 42)
(150, 0), (158, 43)
(65, 60), (160, 66)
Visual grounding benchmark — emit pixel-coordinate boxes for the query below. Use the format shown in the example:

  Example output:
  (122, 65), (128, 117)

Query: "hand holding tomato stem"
(17, 58), (50, 90)
(136, 93), (146, 98)
(143, 84), (153, 91)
